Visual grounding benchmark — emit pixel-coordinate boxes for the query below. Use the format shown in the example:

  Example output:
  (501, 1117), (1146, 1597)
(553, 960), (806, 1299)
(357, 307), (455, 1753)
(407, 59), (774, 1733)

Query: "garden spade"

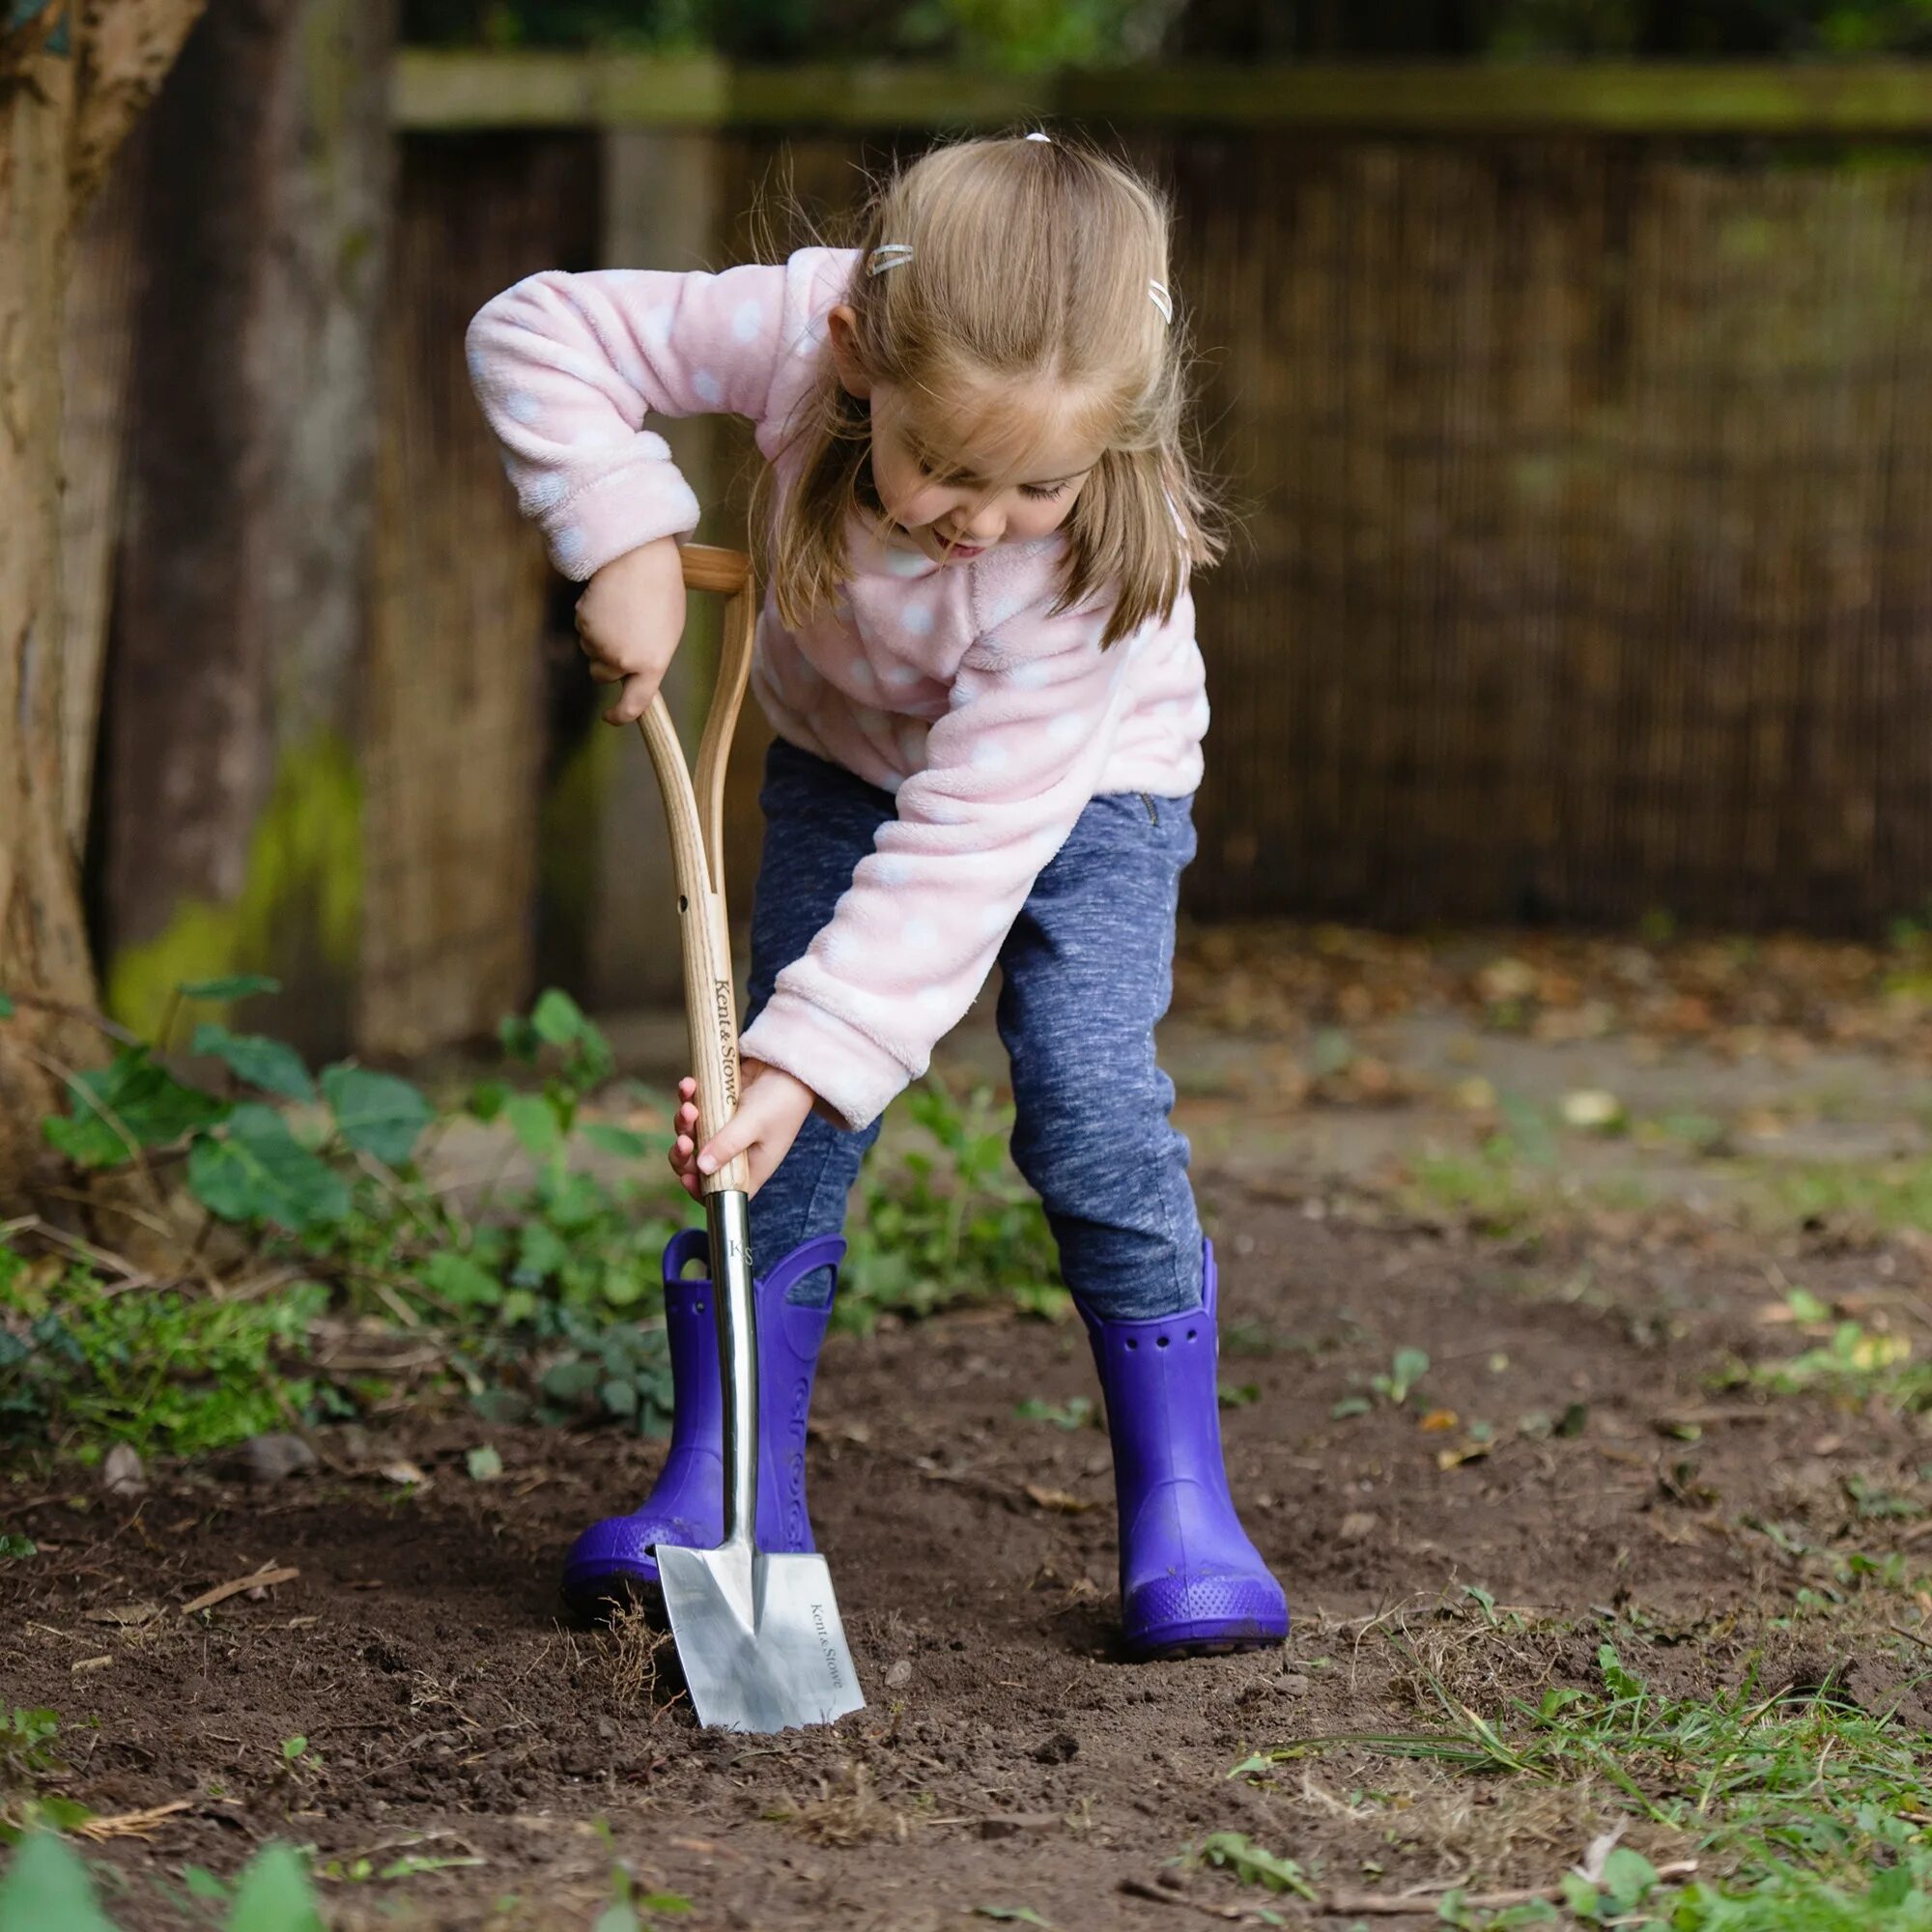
(633, 544), (865, 1734)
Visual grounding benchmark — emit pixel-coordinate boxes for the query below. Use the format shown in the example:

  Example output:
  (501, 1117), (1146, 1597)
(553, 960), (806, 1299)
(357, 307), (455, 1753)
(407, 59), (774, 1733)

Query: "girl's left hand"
(668, 1061), (817, 1200)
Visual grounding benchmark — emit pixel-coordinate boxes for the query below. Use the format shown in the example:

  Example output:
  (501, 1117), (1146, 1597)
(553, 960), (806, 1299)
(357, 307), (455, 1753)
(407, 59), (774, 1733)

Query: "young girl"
(468, 132), (1287, 1658)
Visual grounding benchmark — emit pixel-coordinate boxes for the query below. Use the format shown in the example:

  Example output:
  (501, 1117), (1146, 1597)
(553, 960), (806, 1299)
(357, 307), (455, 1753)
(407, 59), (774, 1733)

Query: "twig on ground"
(179, 1565), (299, 1616)
(1117, 1879), (1265, 1921)
(72, 1798), (195, 1841)
(9, 1213), (151, 1285)
(3, 992), (144, 1047)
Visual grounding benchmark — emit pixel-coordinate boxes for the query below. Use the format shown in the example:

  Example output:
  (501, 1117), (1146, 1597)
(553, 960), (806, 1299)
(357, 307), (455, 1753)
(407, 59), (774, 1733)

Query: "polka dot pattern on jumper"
(692, 370), (724, 405)
(731, 299), (765, 342)
(505, 390), (543, 424)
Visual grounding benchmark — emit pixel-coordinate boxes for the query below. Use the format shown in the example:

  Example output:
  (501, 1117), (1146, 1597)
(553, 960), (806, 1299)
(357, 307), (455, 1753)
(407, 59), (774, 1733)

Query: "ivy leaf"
(532, 986), (591, 1048)
(513, 1220), (571, 1285)
(0, 993), (13, 1018)
(177, 975), (281, 1003)
(581, 1122), (650, 1159)
(188, 1104), (351, 1231)
(540, 1358), (602, 1403)
(0, 1833), (119, 1929)
(43, 1048), (227, 1168)
(1600, 1848), (1659, 1908)
(419, 1251), (501, 1310)
(321, 1065), (432, 1167)
(222, 1843), (325, 1932)
(506, 1094), (563, 1163)
(467, 1078), (509, 1123)
(191, 1023), (315, 1102)
(497, 1011), (541, 1064)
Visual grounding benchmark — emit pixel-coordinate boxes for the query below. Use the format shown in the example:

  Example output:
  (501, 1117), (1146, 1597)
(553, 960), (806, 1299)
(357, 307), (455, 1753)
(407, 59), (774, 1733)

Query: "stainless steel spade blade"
(653, 1168), (863, 1731)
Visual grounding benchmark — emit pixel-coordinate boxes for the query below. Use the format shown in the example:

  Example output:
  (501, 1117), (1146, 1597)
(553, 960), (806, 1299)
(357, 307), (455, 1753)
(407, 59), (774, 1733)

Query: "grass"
(1233, 1631), (1932, 1929)
(1755, 1154), (1932, 1235)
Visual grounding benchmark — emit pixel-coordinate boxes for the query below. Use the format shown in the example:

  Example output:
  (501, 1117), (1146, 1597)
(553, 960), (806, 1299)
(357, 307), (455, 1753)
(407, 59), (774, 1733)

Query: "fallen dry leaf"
(82, 1603), (161, 1627)
(1435, 1441), (1492, 1471)
(100, 1444), (145, 1498)
(1418, 1408), (1460, 1433)
(1337, 1511), (1379, 1542)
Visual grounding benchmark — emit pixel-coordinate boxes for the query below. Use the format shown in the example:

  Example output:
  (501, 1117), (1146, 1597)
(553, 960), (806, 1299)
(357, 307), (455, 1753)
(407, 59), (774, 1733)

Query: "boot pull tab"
(663, 1226), (712, 1288)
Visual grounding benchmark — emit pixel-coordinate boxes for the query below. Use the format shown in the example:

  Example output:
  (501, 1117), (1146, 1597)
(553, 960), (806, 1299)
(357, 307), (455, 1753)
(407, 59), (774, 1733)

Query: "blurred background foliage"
(401, 0), (1932, 68)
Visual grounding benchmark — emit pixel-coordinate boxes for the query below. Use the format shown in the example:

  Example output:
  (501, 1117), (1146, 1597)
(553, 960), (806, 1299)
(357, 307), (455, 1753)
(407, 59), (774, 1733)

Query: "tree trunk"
(61, 126), (146, 850)
(0, 0), (210, 1209)
(99, 0), (395, 1055)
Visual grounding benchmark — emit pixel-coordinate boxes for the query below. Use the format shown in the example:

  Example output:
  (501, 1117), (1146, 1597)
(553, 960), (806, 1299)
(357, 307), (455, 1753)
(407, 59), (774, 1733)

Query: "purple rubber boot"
(1082, 1239), (1289, 1657)
(561, 1228), (844, 1614)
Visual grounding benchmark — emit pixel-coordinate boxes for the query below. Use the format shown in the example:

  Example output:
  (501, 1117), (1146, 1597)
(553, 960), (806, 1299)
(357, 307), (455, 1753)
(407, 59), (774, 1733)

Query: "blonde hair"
(764, 134), (1221, 648)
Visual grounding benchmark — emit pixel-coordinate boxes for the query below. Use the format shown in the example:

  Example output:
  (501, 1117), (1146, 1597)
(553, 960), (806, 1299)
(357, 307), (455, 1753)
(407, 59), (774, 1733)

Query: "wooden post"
(582, 128), (723, 1009)
(99, 0), (396, 1053)
(357, 133), (594, 1054)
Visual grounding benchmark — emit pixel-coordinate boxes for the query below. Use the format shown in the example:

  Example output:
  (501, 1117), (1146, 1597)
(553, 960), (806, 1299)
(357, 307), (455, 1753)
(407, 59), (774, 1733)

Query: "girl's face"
(828, 306), (1107, 566)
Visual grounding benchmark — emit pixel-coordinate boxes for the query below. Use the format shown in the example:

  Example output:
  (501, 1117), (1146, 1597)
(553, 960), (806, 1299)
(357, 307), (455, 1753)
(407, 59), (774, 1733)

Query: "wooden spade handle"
(633, 544), (756, 1196)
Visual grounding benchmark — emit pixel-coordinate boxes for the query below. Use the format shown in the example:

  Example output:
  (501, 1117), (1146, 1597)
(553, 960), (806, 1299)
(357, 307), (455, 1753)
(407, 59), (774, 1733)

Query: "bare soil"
(8, 1183), (1930, 1930)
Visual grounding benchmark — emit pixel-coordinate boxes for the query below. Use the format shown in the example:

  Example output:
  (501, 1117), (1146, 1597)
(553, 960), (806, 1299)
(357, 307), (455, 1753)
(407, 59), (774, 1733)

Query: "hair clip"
(1148, 279), (1174, 325)
(1025, 130), (1053, 144)
(867, 242), (914, 276)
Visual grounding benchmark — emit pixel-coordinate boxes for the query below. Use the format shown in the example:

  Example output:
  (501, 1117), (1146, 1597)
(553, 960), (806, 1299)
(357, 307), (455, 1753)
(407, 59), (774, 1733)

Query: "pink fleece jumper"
(467, 247), (1209, 1131)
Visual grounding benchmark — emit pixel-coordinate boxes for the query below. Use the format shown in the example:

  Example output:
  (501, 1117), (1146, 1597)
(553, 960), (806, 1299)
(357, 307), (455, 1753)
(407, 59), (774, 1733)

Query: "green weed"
(3, 984), (1069, 1458)
(838, 1078), (1064, 1331)
(1718, 1294), (1932, 1414)
(1255, 1638), (1932, 1917)
(0, 1834), (324, 1932)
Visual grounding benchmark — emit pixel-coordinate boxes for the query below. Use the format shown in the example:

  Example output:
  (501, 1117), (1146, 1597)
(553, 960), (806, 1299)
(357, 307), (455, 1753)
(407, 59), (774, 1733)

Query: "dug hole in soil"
(7, 1182), (1929, 1930)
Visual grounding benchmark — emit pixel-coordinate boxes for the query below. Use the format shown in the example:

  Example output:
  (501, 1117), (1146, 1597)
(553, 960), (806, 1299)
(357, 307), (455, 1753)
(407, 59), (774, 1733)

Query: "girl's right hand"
(667, 1065), (817, 1201)
(576, 536), (688, 724)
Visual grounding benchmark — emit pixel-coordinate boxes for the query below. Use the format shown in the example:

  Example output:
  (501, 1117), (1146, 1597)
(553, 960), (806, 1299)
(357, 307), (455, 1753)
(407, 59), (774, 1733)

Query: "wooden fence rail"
(392, 53), (1932, 134)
